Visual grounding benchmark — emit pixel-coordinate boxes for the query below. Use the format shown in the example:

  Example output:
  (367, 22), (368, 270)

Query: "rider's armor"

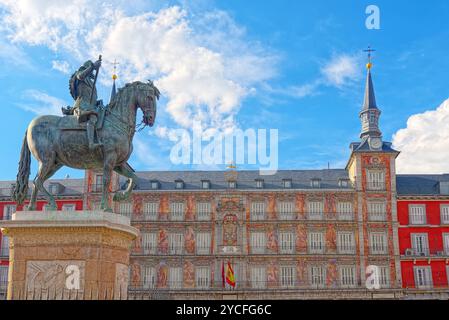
(68, 60), (103, 151)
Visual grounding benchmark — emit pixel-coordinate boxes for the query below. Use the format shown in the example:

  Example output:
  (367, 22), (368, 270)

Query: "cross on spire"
(363, 46), (376, 69)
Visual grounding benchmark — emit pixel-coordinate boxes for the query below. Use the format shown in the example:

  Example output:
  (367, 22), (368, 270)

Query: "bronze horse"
(13, 81), (159, 212)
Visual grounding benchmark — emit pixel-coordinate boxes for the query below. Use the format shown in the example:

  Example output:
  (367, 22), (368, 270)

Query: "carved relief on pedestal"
(115, 263), (129, 299)
(25, 260), (85, 298)
(222, 214), (238, 246)
(185, 226), (195, 254)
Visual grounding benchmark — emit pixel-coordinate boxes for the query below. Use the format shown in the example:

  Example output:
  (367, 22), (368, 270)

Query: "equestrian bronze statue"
(13, 56), (160, 212)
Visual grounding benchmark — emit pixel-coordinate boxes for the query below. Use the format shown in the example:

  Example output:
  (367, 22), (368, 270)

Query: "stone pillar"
(0, 210), (138, 300)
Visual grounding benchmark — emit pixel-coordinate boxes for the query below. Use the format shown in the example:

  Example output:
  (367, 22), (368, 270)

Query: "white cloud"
(18, 89), (67, 115)
(393, 98), (449, 174)
(0, 1), (277, 136)
(320, 54), (361, 87)
(52, 60), (70, 74)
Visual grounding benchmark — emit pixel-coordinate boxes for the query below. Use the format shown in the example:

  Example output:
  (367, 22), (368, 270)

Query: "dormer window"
(175, 180), (184, 189)
(338, 179), (350, 188)
(201, 180), (210, 189)
(228, 181), (237, 189)
(49, 182), (61, 195)
(311, 179), (321, 188)
(283, 179), (292, 189)
(255, 179), (264, 189)
(150, 180), (159, 190)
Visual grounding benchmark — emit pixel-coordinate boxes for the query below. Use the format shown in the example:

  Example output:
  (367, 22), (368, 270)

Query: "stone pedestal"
(0, 211), (139, 300)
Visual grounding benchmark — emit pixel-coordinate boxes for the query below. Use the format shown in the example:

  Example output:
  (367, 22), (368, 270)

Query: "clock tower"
(346, 47), (401, 290)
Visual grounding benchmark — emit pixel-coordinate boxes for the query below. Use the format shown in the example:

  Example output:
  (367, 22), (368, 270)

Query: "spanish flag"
(225, 261), (236, 288)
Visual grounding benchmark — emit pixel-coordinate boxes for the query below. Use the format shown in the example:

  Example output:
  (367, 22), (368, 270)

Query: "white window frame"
(196, 202), (211, 221)
(307, 201), (323, 220)
(0, 266), (8, 289)
(251, 202), (266, 221)
(414, 266), (432, 289)
(337, 202), (353, 221)
(379, 266), (390, 288)
(3, 204), (16, 220)
(337, 232), (355, 254)
(142, 232), (157, 255)
(339, 265), (356, 288)
(368, 201), (387, 221)
(143, 202), (159, 221)
(279, 231), (295, 254)
(308, 231), (324, 254)
(369, 232), (387, 255)
(409, 205), (426, 225)
(195, 266), (210, 289)
(366, 170), (385, 191)
(62, 203), (76, 211)
(440, 205), (449, 224)
(169, 267), (183, 289)
(280, 266), (296, 288)
(309, 265), (326, 288)
(119, 202), (133, 218)
(170, 202), (185, 221)
(278, 201), (295, 220)
(196, 232), (211, 255)
(411, 233), (429, 256)
(169, 233), (184, 255)
(443, 233), (449, 255)
(250, 232), (266, 254)
(142, 266), (156, 289)
(250, 266), (266, 289)
(0, 236), (9, 257)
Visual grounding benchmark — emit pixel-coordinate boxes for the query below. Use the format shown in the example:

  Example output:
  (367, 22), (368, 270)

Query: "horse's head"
(134, 80), (160, 127)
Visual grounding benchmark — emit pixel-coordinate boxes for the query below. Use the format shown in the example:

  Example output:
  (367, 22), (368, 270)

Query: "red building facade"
(396, 177), (449, 292)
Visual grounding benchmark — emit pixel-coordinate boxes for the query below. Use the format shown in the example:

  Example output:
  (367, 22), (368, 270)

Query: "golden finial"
(227, 161), (236, 169)
(363, 46), (375, 70)
(112, 59), (119, 80)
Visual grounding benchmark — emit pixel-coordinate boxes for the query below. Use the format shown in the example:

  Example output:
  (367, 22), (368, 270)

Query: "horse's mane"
(107, 81), (146, 110)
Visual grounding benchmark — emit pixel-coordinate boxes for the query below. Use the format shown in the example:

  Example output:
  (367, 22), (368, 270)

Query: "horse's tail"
(13, 130), (31, 205)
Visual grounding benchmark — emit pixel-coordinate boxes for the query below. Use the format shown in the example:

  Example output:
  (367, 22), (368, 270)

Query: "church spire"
(109, 59), (119, 103)
(359, 46), (382, 142)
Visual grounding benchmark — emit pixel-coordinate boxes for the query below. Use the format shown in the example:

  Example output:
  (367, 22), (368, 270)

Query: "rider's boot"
(87, 116), (102, 151)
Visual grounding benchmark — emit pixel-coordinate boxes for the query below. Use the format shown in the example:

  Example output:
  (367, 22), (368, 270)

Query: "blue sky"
(1, 0), (449, 180)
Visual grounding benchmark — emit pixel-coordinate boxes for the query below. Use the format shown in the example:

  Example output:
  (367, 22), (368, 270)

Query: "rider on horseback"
(63, 58), (103, 151)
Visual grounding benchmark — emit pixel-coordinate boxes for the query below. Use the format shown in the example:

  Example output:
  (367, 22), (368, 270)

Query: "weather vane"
(363, 45), (376, 69)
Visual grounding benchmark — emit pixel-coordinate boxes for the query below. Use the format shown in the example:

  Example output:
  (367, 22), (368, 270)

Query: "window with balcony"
(409, 205), (426, 225)
(278, 201), (295, 220)
(366, 170), (385, 191)
(169, 267), (183, 289)
(280, 266), (296, 288)
(0, 236), (9, 257)
(196, 232), (211, 255)
(170, 202), (185, 221)
(368, 201), (386, 221)
(250, 232), (266, 254)
(279, 231), (295, 254)
(142, 266), (156, 289)
(411, 233), (429, 256)
(119, 202), (133, 219)
(0, 266), (7, 290)
(339, 265), (356, 287)
(379, 266), (390, 288)
(250, 266), (266, 289)
(337, 202), (353, 221)
(143, 202), (159, 221)
(195, 267), (210, 289)
(441, 205), (449, 224)
(142, 232), (157, 255)
(414, 266), (432, 289)
(196, 202), (211, 221)
(308, 232), (324, 254)
(337, 232), (355, 254)
(309, 265), (326, 288)
(250, 202), (266, 221)
(169, 233), (184, 255)
(369, 232), (387, 255)
(3, 204), (16, 220)
(307, 201), (323, 220)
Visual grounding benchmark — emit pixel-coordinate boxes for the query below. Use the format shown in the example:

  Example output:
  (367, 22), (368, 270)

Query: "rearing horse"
(13, 81), (159, 212)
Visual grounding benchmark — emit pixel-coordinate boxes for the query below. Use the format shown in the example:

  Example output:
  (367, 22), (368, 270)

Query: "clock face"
(370, 137), (382, 149)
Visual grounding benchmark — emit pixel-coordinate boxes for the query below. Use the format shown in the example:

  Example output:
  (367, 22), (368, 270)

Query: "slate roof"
(396, 174), (449, 196)
(0, 178), (84, 199)
(350, 139), (399, 153)
(362, 69), (378, 111)
(120, 169), (352, 191)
